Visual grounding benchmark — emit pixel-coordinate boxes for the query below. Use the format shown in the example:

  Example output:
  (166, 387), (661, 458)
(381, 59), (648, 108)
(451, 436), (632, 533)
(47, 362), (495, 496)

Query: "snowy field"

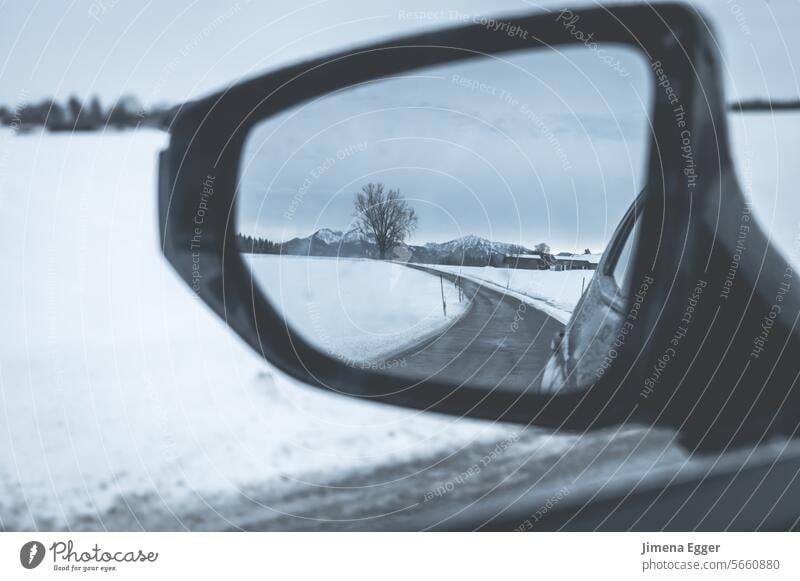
(0, 128), (518, 530)
(246, 255), (467, 362)
(1, 120), (798, 530)
(425, 264), (593, 324)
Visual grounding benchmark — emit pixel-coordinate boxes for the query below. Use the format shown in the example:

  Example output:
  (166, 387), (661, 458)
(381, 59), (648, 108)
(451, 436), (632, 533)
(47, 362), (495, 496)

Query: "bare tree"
(353, 183), (418, 259)
(534, 242), (551, 254)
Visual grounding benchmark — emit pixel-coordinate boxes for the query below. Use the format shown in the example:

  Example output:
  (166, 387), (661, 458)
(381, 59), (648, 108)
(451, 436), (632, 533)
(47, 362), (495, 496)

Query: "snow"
(508, 253), (545, 259)
(341, 229), (366, 244)
(425, 234), (509, 254)
(557, 253), (602, 265)
(5, 124), (793, 531)
(310, 228), (342, 245)
(299, 227), (367, 245)
(245, 254), (468, 361)
(424, 264), (593, 324)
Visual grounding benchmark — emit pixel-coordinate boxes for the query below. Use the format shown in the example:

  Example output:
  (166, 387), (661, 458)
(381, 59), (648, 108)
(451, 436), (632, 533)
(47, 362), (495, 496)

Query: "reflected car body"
(543, 197), (641, 394)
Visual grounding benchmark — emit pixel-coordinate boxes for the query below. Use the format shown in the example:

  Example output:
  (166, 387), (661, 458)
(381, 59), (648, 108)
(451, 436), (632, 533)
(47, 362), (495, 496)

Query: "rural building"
(553, 253), (601, 271)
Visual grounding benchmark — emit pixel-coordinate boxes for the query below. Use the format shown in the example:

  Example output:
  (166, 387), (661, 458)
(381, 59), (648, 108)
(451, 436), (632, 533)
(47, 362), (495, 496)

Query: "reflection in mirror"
(237, 45), (653, 394)
(612, 211), (642, 293)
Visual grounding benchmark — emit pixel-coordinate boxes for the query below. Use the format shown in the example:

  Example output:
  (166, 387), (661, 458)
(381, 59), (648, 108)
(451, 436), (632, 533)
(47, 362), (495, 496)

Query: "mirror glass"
(237, 45), (654, 393)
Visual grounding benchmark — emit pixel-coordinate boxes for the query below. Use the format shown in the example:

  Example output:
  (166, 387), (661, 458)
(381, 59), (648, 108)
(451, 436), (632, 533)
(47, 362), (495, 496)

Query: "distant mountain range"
(415, 234), (529, 266)
(278, 228), (375, 258)
(241, 228), (546, 267)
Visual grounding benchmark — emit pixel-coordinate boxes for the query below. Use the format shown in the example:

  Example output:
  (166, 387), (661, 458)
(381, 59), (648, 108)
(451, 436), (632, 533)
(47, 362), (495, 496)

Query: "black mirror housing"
(158, 3), (800, 450)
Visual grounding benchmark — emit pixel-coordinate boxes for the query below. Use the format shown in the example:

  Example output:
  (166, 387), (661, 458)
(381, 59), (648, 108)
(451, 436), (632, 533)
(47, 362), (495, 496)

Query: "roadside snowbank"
(426, 264), (593, 323)
(246, 255), (467, 361)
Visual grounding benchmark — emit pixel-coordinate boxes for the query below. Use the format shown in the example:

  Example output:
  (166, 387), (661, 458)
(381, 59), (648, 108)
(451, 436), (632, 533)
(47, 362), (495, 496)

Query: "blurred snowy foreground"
(0, 129), (692, 531)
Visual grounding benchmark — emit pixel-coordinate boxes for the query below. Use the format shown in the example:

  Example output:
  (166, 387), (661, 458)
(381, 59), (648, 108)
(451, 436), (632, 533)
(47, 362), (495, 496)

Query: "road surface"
(382, 265), (565, 393)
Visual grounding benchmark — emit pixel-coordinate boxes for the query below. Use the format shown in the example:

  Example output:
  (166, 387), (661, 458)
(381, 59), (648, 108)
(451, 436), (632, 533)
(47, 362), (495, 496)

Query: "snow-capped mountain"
(409, 235), (530, 266)
(422, 235), (527, 262)
(311, 228), (344, 245)
(279, 228), (374, 257)
(308, 228), (372, 245)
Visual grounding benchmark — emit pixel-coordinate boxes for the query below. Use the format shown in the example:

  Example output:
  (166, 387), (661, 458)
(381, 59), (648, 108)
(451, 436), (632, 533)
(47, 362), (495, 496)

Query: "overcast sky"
(238, 45), (652, 251)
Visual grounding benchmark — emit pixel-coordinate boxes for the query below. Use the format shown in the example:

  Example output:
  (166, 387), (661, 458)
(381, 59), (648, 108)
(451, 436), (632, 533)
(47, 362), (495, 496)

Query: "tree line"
(0, 95), (177, 132)
(235, 233), (281, 254)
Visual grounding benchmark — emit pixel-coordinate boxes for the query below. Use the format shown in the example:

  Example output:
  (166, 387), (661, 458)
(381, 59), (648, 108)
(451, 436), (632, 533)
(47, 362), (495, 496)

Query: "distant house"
(503, 253), (553, 270)
(553, 253), (601, 271)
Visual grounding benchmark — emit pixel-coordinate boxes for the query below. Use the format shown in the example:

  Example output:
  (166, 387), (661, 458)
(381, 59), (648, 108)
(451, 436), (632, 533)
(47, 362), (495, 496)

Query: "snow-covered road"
(425, 263), (594, 324)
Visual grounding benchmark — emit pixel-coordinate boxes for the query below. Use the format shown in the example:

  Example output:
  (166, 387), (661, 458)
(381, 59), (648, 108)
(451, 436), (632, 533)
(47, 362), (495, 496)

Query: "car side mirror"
(158, 3), (800, 451)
